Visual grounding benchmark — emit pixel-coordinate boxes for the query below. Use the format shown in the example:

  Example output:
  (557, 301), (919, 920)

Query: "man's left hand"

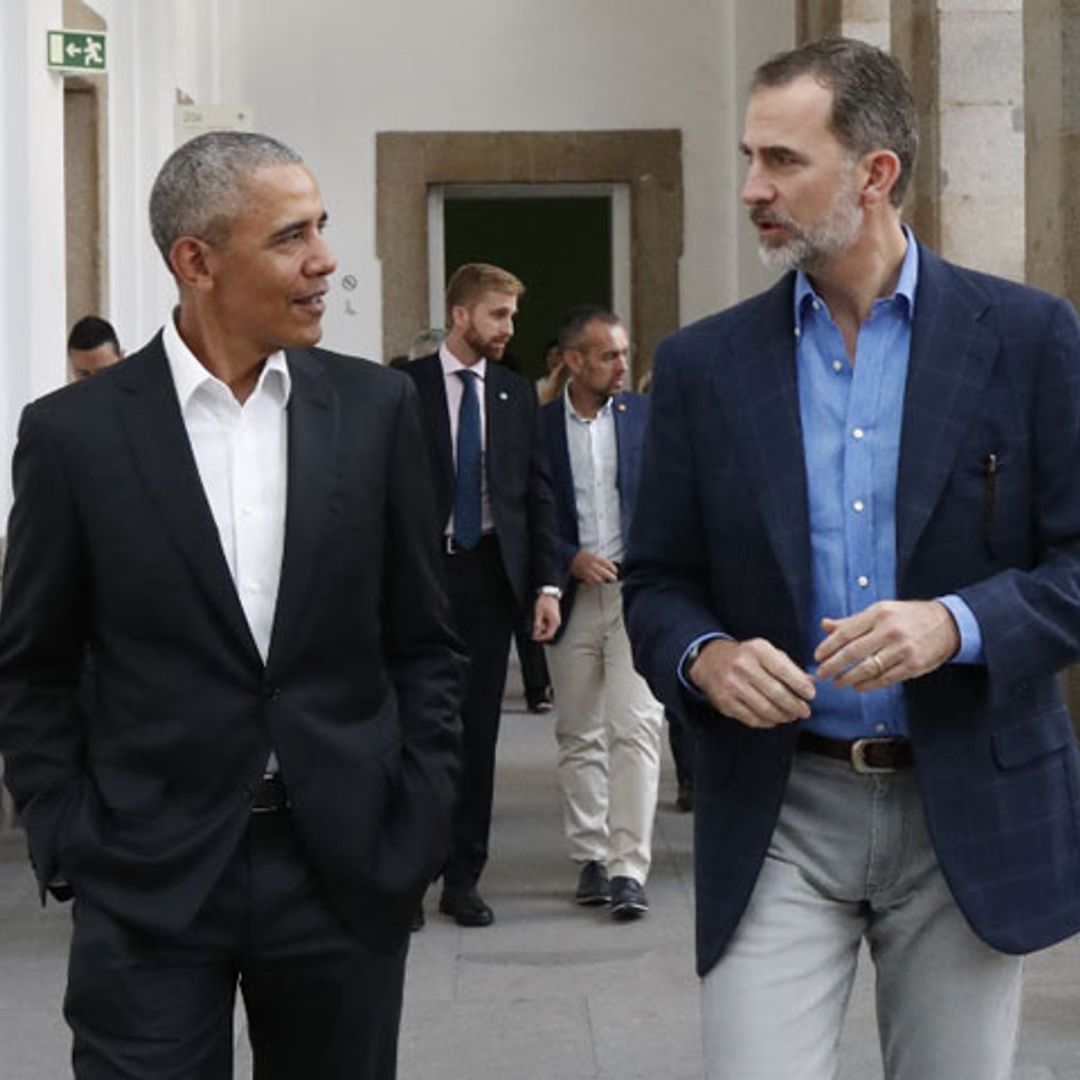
(532, 595), (561, 642)
(814, 599), (960, 691)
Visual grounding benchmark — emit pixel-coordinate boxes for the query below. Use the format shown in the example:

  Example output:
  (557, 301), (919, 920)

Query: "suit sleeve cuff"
(937, 594), (984, 664)
(677, 632), (731, 698)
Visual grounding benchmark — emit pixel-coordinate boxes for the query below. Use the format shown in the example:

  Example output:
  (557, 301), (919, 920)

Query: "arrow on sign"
(65, 42), (82, 57)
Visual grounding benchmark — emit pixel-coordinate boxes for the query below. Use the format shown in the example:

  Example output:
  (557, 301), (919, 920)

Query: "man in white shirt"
(0, 131), (463, 1079)
(539, 307), (663, 919)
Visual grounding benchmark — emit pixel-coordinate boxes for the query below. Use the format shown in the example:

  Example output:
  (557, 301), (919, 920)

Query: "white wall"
(0, 0), (68, 514)
(225, 0), (795, 360)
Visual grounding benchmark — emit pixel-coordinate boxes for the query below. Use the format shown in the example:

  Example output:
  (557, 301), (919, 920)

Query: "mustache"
(749, 207), (797, 229)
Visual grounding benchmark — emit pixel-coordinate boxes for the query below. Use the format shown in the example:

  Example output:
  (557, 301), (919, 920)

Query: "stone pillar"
(798, 0), (889, 45)
(894, 1), (1023, 282)
(1024, 0), (1080, 735)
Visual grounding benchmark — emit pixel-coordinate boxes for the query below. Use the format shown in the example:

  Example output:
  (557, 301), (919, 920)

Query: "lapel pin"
(617, 402), (627, 412)
(498, 390), (509, 401)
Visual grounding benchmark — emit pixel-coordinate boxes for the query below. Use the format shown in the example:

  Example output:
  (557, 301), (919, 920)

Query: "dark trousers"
(64, 813), (408, 1080)
(442, 533), (518, 889)
(666, 704), (695, 788)
(514, 623), (551, 699)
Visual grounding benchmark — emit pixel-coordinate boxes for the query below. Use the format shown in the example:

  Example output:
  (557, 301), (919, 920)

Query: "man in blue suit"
(540, 307), (662, 920)
(624, 38), (1080, 1080)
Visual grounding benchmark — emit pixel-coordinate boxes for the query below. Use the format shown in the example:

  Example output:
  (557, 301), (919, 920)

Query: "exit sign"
(47, 30), (107, 73)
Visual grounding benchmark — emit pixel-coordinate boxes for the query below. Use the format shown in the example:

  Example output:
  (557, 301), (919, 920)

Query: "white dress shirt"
(439, 343), (493, 535)
(564, 383), (623, 562)
(162, 315), (290, 664)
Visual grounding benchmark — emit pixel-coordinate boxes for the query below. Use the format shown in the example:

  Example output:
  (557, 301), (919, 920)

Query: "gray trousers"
(701, 751), (1023, 1080)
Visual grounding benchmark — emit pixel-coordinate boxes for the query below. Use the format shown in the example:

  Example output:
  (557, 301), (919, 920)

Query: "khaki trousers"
(545, 581), (663, 882)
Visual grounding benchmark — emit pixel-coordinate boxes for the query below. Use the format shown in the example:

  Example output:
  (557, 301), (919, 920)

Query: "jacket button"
(262, 685), (281, 700)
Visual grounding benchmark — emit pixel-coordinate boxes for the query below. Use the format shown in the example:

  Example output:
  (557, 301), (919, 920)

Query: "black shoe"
(610, 876), (649, 920)
(676, 778), (694, 813)
(526, 686), (554, 713)
(438, 886), (494, 927)
(575, 860), (611, 906)
(410, 904), (425, 932)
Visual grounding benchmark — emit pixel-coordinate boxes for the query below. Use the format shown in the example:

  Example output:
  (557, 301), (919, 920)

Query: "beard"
(752, 176), (864, 273)
(463, 324), (508, 361)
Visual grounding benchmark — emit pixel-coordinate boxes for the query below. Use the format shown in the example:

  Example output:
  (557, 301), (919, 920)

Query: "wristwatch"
(538, 585), (563, 600)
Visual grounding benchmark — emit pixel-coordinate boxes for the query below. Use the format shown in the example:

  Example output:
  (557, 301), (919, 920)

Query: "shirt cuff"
(937, 595), (984, 664)
(677, 632), (731, 697)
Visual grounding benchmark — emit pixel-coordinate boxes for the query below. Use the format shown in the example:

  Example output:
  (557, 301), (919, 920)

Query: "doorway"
(428, 183), (630, 380)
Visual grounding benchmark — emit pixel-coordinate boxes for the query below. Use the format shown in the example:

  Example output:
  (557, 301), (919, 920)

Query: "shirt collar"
(564, 380), (615, 424)
(440, 342), (487, 381)
(793, 224), (919, 333)
(162, 311), (291, 410)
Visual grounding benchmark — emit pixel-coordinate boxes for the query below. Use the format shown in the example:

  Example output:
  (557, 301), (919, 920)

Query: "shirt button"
(852, 428), (864, 440)
(857, 575), (870, 588)
(832, 360), (843, 373)
(852, 499), (865, 513)
(812, 299), (821, 311)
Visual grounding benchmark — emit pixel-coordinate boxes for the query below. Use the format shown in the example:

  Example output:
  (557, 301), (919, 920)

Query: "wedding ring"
(869, 653), (885, 678)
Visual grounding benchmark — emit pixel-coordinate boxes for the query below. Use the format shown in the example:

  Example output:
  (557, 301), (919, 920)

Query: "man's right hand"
(688, 638), (815, 728)
(570, 550), (620, 584)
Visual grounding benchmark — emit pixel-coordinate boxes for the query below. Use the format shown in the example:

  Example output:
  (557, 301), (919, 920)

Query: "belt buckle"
(849, 737), (898, 775)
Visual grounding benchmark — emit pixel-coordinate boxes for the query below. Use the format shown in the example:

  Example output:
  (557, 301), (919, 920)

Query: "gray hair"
(753, 38), (917, 208)
(149, 131), (303, 270)
(408, 327), (446, 362)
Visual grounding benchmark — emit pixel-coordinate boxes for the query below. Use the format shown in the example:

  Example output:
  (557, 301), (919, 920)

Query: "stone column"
(1024, 0), (1080, 733)
(798, 0), (889, 45)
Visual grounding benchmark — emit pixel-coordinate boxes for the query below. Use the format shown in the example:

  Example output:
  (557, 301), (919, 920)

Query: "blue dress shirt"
(679, 230), (983, 736)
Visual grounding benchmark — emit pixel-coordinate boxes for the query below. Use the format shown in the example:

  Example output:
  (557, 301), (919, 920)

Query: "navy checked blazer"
(623, 243), (1080, 977)
(540, 389), (648, 640)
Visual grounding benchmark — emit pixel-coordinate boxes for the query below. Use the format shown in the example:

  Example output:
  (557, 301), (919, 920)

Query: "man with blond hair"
(407, 263), (561, 926)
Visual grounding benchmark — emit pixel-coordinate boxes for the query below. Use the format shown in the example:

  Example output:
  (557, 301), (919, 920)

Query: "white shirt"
(162, 315), (290, 664)
(564, 382), (623, 562)
(439, 342), (493, 535)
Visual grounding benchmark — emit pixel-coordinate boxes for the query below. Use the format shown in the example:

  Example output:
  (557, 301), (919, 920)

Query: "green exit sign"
(47, 30), (107, 73)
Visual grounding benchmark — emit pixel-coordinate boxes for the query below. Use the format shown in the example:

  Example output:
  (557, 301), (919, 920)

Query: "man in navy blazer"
(624, 39), (1080, 1080)
(0, 132), (463, 1079)
(540, 307), (662, 920)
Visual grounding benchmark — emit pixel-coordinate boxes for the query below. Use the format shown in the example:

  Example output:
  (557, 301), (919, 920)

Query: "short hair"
(557, 306), (622, 352)
(407, 327), (446, 361)
(445, 263), (524, 322)
(752, 37), (918, 208)
(149, 131), (303, 270)
(67, 315), (120, 353)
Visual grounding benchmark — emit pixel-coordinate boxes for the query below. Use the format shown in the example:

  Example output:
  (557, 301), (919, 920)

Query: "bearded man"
(623, 38), (1080, 1080)
(405, 263), (561, 927)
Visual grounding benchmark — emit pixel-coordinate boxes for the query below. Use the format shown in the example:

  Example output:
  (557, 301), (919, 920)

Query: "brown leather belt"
(250, 774), (289, 814)
(797, 730), (913, 774)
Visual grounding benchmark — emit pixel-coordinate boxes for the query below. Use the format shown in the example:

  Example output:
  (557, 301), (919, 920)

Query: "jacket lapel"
(116, 336), (261, 664)
(413, 354), (455, 521)
(712, 276), (812, 629)
(267, 349), (337, 666)
(896, 247), (997, 579)
(547, 397), (578, 547)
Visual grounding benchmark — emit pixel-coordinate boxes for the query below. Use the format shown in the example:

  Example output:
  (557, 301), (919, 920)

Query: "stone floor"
(1, 683), (1078, 1078)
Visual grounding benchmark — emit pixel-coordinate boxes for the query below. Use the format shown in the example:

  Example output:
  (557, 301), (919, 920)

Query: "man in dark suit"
(0, 131), (463, 1079)
(539, 307), (662, 920)
(406, 263), (561, 927)
(624, 39), (1080, 1080)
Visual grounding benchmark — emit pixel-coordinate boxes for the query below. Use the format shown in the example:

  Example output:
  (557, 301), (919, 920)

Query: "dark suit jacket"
(0, 336), (465, 948)
(539, 389), (648, 636)
(404, 353), (560, 606)
(623, 244), (1080, 975)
